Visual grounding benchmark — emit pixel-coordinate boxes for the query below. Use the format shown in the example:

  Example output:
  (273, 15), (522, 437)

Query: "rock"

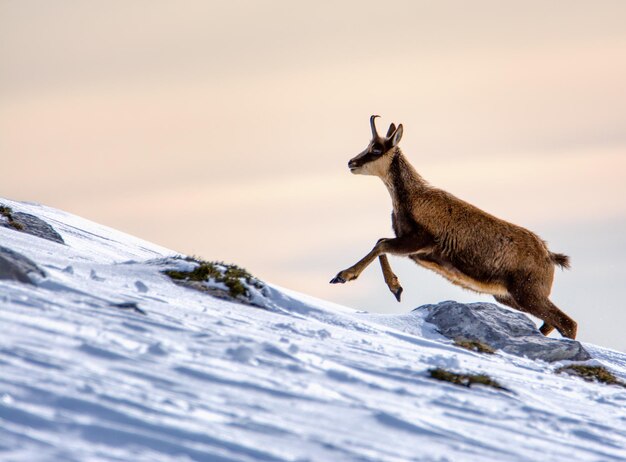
(1, 204), (64, 245)
(415, 301), (590, 362)
(9, 212), (65, 244)
(0, 246), (46, 284)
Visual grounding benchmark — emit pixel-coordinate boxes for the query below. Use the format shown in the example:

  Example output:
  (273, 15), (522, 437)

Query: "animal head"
(348, 115), (403, 177)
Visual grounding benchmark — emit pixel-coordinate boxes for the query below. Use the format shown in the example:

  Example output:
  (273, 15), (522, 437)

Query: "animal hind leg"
(539, 322), (556, 336)
(494, 294), (555, 336)
(510, 290), (577, 339)
(494, 294), (522, 311)
(379, 255), (403, 302)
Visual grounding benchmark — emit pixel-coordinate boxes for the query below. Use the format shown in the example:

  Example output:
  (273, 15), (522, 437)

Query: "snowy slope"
(1, 198), (625, 462)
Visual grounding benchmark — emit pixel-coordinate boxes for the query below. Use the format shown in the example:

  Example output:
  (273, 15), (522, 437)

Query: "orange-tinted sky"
(2, 1), (626, 350)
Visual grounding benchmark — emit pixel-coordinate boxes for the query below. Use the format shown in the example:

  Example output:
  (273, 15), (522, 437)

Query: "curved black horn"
(370, 115), (380, 138)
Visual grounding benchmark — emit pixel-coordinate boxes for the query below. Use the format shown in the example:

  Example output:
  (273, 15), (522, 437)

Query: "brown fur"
(331, 116), (577, 339)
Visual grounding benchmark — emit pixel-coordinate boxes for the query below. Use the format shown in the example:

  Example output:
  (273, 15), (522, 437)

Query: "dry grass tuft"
(428, 368), (507, 391)
(453, 338), (495, 354)
(164, 257), (262, 299)
(556, 365), (626, 388)
(0, 204), (24, 231)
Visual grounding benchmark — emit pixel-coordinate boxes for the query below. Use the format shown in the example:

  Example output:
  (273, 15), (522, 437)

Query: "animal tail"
(550, 252), (571, 269)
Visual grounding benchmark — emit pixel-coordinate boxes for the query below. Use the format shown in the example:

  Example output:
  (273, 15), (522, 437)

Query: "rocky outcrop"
(0, 246), (46, 284)
(416, 301), (591, 362)
(1, 205), (64, 244)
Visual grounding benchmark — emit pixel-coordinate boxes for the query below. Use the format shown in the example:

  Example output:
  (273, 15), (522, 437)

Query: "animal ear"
(389, 124), (403, 147)
(386, 123), (397, 138)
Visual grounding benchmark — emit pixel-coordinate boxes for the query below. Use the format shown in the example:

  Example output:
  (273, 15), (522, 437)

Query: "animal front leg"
(330, 234), (429, 285)
(329, 245), (381, 284)
(379, 255), (403, 302)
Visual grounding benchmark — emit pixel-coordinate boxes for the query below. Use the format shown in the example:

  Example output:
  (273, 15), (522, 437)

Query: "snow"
(1, 198), (625, 462)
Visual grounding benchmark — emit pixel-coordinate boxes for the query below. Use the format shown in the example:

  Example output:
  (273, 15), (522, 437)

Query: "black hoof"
(393, 287), (403, 302)
(330, 276), (345, 284)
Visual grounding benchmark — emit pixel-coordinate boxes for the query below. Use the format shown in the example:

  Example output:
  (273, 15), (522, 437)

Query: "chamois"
(330, 115), (577, 339)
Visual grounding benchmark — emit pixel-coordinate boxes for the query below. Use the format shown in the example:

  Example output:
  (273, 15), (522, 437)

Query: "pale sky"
(1, 1), (625, 350)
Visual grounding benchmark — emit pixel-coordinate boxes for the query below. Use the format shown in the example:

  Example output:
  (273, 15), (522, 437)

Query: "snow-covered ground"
(1, 198), (625, 462)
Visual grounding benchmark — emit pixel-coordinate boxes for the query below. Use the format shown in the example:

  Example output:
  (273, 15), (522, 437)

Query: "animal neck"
(380, 148), (428, 205)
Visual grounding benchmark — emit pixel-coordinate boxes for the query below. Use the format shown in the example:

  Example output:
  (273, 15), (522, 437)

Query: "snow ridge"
(1, 198), (625, 462)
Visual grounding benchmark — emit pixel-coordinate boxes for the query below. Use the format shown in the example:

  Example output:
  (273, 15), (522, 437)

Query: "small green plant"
(0, 204), (24, 231)
(453, 338), (495, 354)
(428, 368), (507, 391)
(164, 258), (262, 299)
(556, 365), (626, 388)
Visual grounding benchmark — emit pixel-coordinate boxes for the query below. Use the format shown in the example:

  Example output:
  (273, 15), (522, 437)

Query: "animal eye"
(372, 146), (383, 154)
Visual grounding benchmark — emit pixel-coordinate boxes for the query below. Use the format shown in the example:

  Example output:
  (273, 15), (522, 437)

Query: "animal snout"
(348, 159), (358, 170)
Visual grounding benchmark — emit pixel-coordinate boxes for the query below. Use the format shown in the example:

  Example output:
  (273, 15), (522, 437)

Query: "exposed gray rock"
(415, 301), (590, 362)
(8, 211), (65, 244)
(0, 246), (46, 284)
